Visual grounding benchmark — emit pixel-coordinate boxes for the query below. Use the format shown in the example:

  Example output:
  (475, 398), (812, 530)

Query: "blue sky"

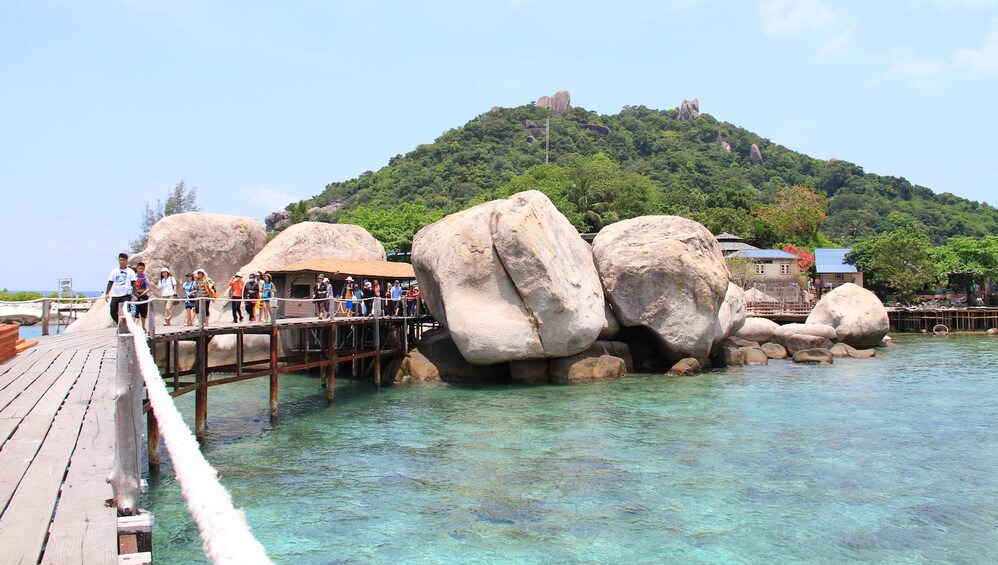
(3, 0), (997, 291)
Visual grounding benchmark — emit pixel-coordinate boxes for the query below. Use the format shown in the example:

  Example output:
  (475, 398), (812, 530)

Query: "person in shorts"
(104, 252), (136, 324)
(132, 262), (152, 330)
(183, 273), (197, 326)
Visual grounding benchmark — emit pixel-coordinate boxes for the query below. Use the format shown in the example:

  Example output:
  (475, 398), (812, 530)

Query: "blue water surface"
(147, 335), (998, 563)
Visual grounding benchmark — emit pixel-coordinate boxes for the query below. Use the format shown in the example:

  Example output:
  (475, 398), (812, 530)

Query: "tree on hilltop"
(130, 181), (200, 252)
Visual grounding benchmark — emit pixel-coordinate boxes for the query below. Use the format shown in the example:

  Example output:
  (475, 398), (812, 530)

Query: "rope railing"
(120, 313), (273, 564)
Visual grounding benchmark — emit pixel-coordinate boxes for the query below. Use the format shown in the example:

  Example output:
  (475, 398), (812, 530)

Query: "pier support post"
(41, 299), (51, 336)
(195, 334), (207, 442)
(110, 331), (142, 515)
(374, 317), (381, 388)
(327, 324), (337, 403)
(147, 410), (160, 474)
(269, 326), (279, 422)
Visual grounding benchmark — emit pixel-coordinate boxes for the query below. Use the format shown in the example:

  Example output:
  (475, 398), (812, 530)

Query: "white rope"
(123, 314), (273, 565)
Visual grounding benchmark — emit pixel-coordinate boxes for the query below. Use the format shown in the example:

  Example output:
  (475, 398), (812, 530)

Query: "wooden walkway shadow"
(0, 328), (119, 564)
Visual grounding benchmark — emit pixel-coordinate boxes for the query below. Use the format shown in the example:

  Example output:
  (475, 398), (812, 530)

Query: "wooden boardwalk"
(0, 328), (120, 564)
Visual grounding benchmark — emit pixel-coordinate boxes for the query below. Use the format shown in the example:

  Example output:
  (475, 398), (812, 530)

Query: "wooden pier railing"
(887, 307), (998, 333)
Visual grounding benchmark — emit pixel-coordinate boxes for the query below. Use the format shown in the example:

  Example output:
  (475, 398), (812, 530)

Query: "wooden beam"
(269, 326), (278, 422)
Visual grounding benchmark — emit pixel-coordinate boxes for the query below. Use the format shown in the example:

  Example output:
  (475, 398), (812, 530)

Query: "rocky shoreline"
(396, 190), (892, 385)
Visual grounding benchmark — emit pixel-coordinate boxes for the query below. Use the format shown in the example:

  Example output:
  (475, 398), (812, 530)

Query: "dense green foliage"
(304, 102), (996, 254)
(932, 236), (998, 293)
(847, 227), (938, 299)
(0, 289), (45, 302)
(131, 181), (200, 252)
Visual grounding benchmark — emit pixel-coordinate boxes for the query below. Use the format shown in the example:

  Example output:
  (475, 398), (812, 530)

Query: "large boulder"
(394, 329), (509, 384)
(750, 144), (765, 165)
(678, 98), (699, 120)
(133, 212), (266, 284)
(536, 90), (572, 115)
(712, 283), (747, 348)
(241, 221), (386, 275)
(741, 347), (769, 365)
(592, 216), (729, 363)
(732, 317), (781, 343)
(773, 333), (834, 356)
(806, 283), (889, 347)
(668, 358), (701, 376)
(761, 342), (788, 359)
(412, 191), (605, 364)
(776, 323), (838, 341)
(550, 354), (625, 384)
(792, 348), (834, 364)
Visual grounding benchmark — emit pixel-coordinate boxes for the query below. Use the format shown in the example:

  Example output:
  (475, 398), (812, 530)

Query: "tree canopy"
(131, 181), (200, 252)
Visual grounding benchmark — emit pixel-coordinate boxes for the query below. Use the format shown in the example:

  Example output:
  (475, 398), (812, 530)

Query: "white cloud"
(888, 46), (944, 80)
(908, 0), (997, 12)
(760, 0), (854, 56)
(955, 19), (998, 75)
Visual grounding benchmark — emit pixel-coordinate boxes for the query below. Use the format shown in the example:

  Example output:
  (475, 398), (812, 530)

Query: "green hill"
(297, 102), (997, 252)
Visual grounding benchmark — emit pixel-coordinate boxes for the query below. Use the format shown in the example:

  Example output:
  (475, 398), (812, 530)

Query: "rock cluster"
(535, 91), (571, 115)
(403, 195), (888, 385)
(678, 98), (699, 120)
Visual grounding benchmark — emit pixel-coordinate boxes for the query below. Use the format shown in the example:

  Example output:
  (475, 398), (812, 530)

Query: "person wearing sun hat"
(157, 266), (178, 326)
(227, 272), (245, 323)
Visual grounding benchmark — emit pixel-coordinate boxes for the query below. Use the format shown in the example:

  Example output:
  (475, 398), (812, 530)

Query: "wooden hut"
(266, 258), (417, 318)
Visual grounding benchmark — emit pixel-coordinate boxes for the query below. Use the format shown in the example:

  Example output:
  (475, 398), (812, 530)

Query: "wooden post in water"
(147, 410), (160, 474)
(352, 324), (359, 378)
(374, 317), (381, 388)
(195, 334), (208, 442)
(41, 299), (51, 336)
(109, 330), (143, 515)
(236, 329), (243, 377)
(327, 324), (337, 403)
(269, 325), (279, 422)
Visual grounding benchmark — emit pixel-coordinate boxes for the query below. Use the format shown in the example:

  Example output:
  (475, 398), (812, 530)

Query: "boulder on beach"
(133, 212), (266, 284)
(394, 329), (510, 384)
(412, 191), (605, 365)
(713, 283), (747, 348)
(806, 283), (889, 347)
(776, 323), (838, 341)
(549, 353), (626, 384)
(241, 221), (386, 275)
(732, 317), (780, 344)
(741, 347), (769, 365)
(668, 357), (702, 376)
(711, 343), (745, 367)
(773, 333), (833, 356)
(792, 348), (834, 364)
(593, 216), (730, 363)
(761, 342), (787, 359)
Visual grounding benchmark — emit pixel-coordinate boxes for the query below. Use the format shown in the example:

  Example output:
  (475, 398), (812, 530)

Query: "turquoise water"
(147, 336), (998, 563)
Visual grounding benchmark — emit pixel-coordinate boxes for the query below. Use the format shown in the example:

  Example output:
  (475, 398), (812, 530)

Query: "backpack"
(205, 278), (218, 299)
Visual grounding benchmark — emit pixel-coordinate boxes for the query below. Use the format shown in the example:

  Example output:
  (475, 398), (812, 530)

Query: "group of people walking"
(105, 252), (425, 330)
(104, 252), (276, 329)
(310, 274), (423, 319)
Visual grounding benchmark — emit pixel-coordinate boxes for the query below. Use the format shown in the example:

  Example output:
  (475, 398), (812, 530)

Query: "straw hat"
(345, 276), (354, 281)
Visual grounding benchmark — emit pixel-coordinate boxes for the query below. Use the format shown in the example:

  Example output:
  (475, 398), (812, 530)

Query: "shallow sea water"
(148, 335), (998, 563)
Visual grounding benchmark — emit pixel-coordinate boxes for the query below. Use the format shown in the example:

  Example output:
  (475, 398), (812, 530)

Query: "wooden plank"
(0, 350), (86, 418)
(0, 348), (105, 563)
(41, 349), (118, 565)
(0, 350), (89, 515)
(0, 417), (20, 448)
(0, 346), (54, 390)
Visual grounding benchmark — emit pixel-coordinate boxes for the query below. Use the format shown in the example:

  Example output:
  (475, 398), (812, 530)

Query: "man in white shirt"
(104, 252), (137, 324)
(158, 267), (178, 326)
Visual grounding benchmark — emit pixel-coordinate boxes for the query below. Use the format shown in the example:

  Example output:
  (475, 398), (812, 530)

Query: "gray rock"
(716, 132), (732, 153)
(729, 337), (761, 348)
(848, 347), (876, 359)
(396, 329), (510, 384)
(829, 343), (852, 357)
(733, 317), (781, 343)
(777, 323), (838, 341)
(761, 342), (788, 359)
(741, 347), (769, 365)
(712, 345), (745, 367)
(792, 348), (834, 364)
(668, 357), (702, 376)
(773, 333), (834, 356)
(580, 123), (610, 135)
(536, 90), (572, 115)
(265, 210), (290, 232)
(550, 354), (626, 384)
(713, 283), (747, 348)
(241, 221), (386, 275)
(412, 191), (605, 364)
(592, 215), (729, 363)
(750, 144), (765, 165)
(678, 98), (699, 120)
(806, 283), (889, 347)
(987, 328), (998, 335)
